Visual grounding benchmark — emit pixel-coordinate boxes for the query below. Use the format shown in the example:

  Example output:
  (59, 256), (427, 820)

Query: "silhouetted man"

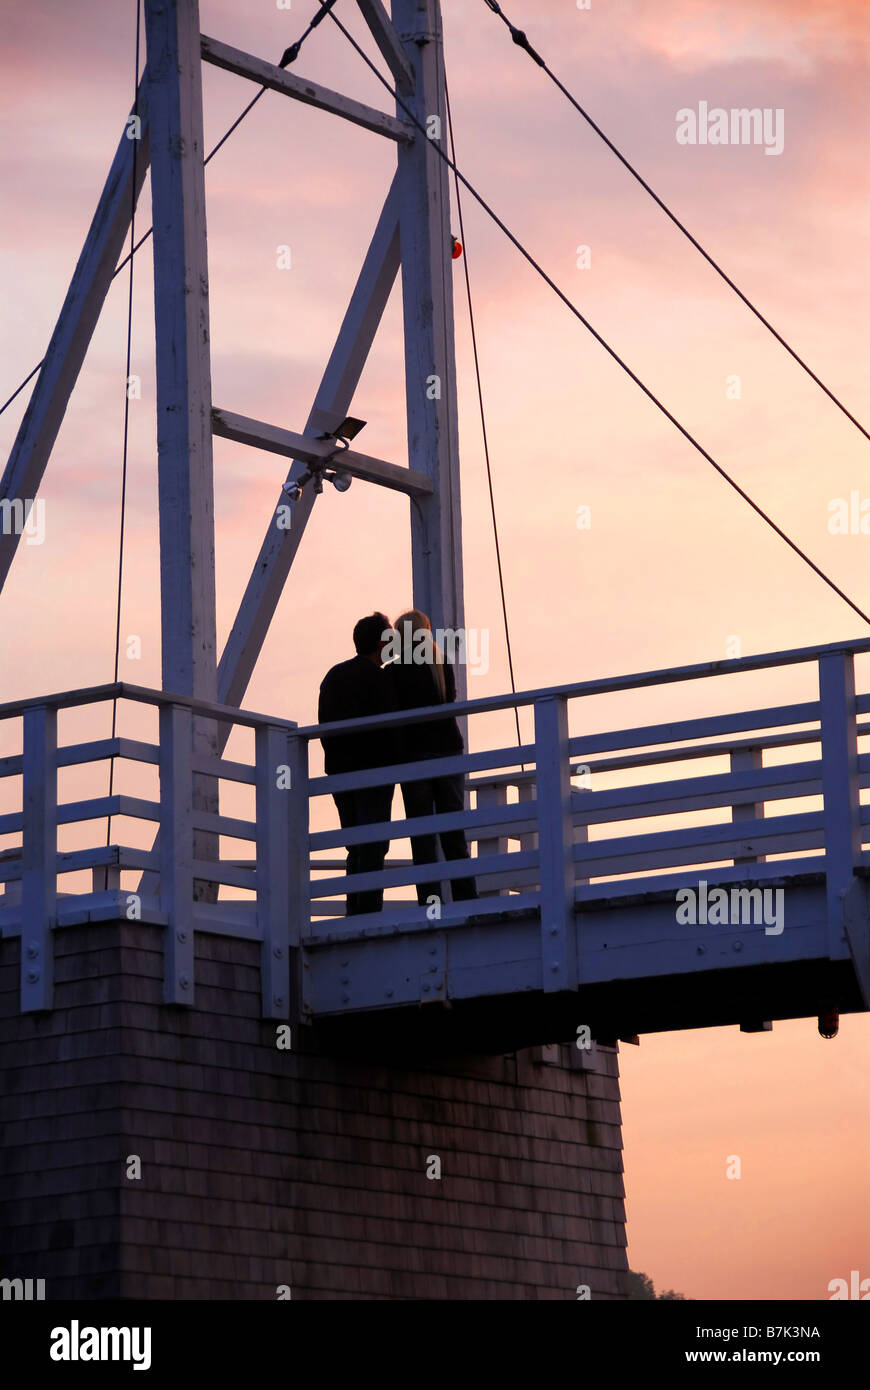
(318, 613), (397, 915)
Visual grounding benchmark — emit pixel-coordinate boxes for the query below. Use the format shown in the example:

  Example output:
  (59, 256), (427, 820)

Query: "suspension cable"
(480, 0), (870, 445)
(445, 77), (523, 750)
(322, 1), (870, 628)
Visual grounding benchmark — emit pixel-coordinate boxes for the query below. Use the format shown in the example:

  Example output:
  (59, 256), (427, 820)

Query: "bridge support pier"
(0, 918), (629, 1300)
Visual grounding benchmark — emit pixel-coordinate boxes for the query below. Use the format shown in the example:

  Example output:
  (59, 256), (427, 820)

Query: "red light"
(818, 1007), (839, 1039)
(451, 237), (463, 260)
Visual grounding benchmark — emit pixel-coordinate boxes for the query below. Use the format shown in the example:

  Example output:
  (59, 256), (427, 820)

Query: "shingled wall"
(0, 919), (628, 1300)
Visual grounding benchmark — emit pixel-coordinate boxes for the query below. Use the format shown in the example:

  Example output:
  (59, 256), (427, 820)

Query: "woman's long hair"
(393, 608), (447, 702)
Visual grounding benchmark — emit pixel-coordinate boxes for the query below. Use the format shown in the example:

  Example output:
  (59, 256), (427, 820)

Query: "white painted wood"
(731, 746), (765, 866)
(357, 0), (416, 92)
(0, 85), (150, 594)
(574, 808), (824, 879)
(146, 0), (220, 901)
(200, 35), (412, 143)
(256, 725), (292, 1018)
(314, 846), (533, 901)
(534, 697), (576, 992)
(310, 794), (527, 850)
(568, 700), (820, 761)
(570, 760), (821, 826)
(819, 651), (869, 1000)
(285, 735), (310, 950)
(393, 0), (467, 700)
(191, 859), (255, 890)
(458, 783), (505, 900)
(20, 707), (57, 1012)
(159, 703), (195, 1004)
(211, 409), (433, 496)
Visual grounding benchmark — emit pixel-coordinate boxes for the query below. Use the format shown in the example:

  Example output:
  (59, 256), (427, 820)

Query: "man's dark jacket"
(318, 655), (398, 776)
(388, 657), (464, 765)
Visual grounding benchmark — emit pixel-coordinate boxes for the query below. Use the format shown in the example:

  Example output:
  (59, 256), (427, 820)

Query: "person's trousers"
(400, 772), (478, 907)
(333, 784), (394, 915)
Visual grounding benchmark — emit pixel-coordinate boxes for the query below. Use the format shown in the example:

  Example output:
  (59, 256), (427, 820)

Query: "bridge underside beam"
(300, 879), (866, 1053)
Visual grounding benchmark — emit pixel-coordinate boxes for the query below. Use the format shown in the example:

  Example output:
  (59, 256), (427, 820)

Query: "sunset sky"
(1, 0), (869, 1299)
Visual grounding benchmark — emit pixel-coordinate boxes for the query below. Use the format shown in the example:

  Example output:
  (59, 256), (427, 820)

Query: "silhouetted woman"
(388, 609), (477, 907)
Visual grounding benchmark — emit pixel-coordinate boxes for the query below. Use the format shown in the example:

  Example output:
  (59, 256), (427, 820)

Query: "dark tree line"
(625, 1269), (688, 1300)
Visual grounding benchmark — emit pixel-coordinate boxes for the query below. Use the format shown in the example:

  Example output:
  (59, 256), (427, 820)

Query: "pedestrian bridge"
(1, 638), (868, 1054)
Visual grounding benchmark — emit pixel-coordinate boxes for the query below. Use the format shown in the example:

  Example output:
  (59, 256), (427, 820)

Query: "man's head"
(353, 611), (393, 664)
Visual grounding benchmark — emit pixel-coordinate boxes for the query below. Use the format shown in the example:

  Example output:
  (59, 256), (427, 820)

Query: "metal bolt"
(549, 927), (558, 936)
(26, 969), (39, 983)
(551, 963), (560, 971)
(273, 946), (284, 959)
(177, 930), (188, 943)
(340, 975), (349, 985)
(179, 974), (191, 989)
(422, 983), (430, 993)
(385, 988), (394, 998)
(429, 947), (437, 956)
(273, 994), (285, 1007)
(696, 945), (707, 956)
(26, 942), (39, 959)
(732, 941), (743, 953)
(341, 994), (350, 1003)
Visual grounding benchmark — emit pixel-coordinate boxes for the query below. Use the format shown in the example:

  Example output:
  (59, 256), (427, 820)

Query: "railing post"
(731, 745), (764, 865)
(256, 723), (298, 1019)
(514, 778), (539, 897)
(534, 696), (577, 993)
(21, 706), (57, 1012)
(283, 733), (310, 1022)
(476, 780), (507, 896)
(159, 703), (195, 1006)
(819, 651), (869, 1002)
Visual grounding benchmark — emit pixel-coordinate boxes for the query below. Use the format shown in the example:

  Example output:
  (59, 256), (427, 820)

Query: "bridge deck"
(1, 637), (869, 1049)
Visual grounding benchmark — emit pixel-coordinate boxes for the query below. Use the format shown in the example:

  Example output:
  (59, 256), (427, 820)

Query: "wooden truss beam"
(0, 84), (150, 595)
(200, 34), (413, 144)
(393, 0), (467, 697)
(357, 0), (416, 94)
(211, 409), (433, 498)
(146, 0), (219, 914)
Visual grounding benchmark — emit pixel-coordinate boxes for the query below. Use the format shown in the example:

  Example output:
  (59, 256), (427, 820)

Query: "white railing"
(1, 639), (869, 1015)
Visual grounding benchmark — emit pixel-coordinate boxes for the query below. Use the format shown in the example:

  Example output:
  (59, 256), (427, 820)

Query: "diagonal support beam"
(216, 175), (402, 711)
(357, 0), (416, 93)
(0, 85), (150, 595)
(211, 409), (433, 498)
(200, 34), (413, 144)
